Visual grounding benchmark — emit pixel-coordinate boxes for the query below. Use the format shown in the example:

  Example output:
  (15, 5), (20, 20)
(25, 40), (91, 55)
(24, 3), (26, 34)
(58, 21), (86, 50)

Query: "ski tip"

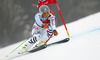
(66, 38), (70, 41)
(61, 38), (70, 43)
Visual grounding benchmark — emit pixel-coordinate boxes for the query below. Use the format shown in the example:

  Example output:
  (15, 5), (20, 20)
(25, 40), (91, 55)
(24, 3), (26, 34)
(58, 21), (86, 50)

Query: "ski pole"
(6, 40), (27, 57)
(45, 32), (54, 44)
(6, 28), (44, 57)
(35, 28), (44, 34)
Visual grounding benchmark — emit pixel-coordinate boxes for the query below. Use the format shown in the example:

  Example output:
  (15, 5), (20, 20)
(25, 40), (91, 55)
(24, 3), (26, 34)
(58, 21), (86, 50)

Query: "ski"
(18, 38), (70, 54)
(47, 38), (70, 46)
(6, 38), (69, 60)
(29, 38), (70, 53)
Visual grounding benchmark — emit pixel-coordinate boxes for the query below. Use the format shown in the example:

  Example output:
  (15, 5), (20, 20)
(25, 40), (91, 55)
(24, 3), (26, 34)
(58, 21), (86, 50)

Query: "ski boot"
(18, 45), (29, 54)
(35, 41), (45, 47)
(35, 40), (47, 48)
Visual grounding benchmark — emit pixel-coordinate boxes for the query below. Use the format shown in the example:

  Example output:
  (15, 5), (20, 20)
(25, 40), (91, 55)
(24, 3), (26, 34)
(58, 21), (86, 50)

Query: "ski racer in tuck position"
(18, 5), (58, 54)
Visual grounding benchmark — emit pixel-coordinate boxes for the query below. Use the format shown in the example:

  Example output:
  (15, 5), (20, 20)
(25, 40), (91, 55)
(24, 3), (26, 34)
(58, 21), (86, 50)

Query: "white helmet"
(39, 5), (50, 13)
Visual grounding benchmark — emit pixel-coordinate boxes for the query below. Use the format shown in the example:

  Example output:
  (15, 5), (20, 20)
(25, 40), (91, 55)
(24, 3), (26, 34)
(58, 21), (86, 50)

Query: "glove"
(42, 23), (49, 29)
(53, 30), (58, 36)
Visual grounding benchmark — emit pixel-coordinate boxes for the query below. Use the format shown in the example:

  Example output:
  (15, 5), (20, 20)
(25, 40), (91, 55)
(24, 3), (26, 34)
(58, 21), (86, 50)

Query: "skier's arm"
(49, 16), (56, 30)
(42, 23), (49, 29)
(49, 16), (58, 36)
(35, 13), (43, 27)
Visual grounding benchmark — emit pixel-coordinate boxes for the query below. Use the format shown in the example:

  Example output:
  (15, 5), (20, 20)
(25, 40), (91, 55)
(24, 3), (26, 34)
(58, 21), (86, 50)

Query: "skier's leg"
(25, 34), (41, 48)
(38, 28), (53, 44)
(34, 29), (49, 47)
(18, 34), (41, 54)
(31, 23), (41, 35)
(28, 28), (53, 48)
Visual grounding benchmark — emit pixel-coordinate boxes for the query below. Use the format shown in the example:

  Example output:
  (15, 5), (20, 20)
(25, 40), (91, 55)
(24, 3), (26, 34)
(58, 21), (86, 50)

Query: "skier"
(18, 5), (58, 54)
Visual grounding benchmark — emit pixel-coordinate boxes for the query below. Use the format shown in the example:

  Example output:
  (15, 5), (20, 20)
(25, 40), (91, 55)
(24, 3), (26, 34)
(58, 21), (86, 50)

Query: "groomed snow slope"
(0, 12), (100, 60)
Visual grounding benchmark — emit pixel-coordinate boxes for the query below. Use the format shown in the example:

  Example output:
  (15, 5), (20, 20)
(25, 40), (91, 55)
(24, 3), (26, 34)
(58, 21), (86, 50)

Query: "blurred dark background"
(0, 0), (100, 48)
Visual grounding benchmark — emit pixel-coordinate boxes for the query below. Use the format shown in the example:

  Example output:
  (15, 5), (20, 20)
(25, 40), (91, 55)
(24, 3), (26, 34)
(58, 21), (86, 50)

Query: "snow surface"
(0, 12), (100, 60)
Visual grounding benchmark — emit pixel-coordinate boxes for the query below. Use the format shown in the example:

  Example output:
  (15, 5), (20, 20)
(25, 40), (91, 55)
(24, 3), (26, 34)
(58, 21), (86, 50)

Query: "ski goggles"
(42, 11), (50, 16)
